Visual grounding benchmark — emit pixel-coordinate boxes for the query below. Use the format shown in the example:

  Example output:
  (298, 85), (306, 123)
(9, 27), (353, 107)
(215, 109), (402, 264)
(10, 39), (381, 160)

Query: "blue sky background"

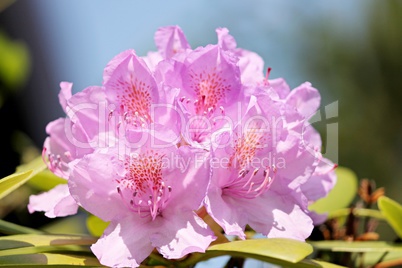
(32, 0), (366, 92)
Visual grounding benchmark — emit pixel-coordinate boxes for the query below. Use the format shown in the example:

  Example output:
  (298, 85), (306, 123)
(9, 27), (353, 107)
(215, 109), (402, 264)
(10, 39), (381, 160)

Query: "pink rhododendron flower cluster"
(29, 26), (336, 268)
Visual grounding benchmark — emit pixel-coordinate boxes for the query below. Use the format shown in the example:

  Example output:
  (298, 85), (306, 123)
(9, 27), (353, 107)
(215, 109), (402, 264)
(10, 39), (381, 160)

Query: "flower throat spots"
(117, 151), (171, 220)
(189, 68), (231, 116)
(223, 126), (276, 199)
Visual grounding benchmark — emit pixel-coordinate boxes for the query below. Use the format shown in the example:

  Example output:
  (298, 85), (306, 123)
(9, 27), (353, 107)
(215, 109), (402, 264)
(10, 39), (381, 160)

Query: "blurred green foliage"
(0, 30), (30, 102)
(303, 1), (402, 203)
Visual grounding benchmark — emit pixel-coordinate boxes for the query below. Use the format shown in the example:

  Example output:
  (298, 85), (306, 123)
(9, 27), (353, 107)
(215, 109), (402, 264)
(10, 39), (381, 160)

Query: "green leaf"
(0, 253), (101, 266)
(42, 215), (88, 235)
(0, 245), (91, 257)
(378, 196), (402, 238)
(309, 241), (402, 252)
(207, 238), (313, 263)
(0, 234), (96, 250)
(28, 169), (66, 191)
(309, 260), (347, 268)
(363, 251), (402, 266)
(0, 234), (99, 266)
(0, 219), (44, 235)
(192, 253), (343, 268)
(309, 166), (358, 214)
(86, 215), (109, 237)
(0, 170), (32, 200)
(328, 208), (384, 220)
(0, 156), (47, 200)
(15, 156), (47, 175)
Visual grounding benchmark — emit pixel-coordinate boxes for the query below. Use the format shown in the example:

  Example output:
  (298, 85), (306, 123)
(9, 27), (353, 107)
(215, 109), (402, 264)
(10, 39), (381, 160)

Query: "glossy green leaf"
(310, 260), (346, 268)
(28, 169), (66, 191)
(378, 196), (402, 238)
(0, 234), (96, 250)
(0, 252), (101, 266)
(0, 156), (47, 200)
(309, 166), (358, 214)
(0, 234), (98, 266)
(207, 238), (313, 263)
(191, 252), (343, 268)
(86, 215), (109, 237)
(310, 241), (402, 252)
(0, 170), (32, 200)
(16, 155), (47, 175)
(0, 219), (44, 235)
(0, 245), (91, 257)
(363, 251), (402, 266)
(328, 208), (384, 220)
(42, 215), (88, 235)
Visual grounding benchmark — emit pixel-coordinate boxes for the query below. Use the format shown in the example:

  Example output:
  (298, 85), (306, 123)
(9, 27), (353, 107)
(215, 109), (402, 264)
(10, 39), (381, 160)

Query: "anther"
(252, 168), (259, 176)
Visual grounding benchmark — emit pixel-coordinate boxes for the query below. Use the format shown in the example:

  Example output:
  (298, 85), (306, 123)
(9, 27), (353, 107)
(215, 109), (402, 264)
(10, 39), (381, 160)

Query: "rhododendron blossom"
(69, 133), (215, 267)
(31, 25), (336, 268)
(28, 82), (107, 217)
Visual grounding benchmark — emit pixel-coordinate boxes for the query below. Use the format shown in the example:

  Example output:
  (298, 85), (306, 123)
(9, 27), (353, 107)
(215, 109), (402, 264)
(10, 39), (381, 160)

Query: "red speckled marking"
(228, 128), (267, 170)
(115, 74), (152, 123)
(123, 151), (164, 194)
(189, 68), (231, 114)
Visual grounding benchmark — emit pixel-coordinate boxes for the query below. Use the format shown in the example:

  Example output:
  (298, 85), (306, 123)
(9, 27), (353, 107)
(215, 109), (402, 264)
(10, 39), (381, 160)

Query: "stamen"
(116, 151), (171, 221)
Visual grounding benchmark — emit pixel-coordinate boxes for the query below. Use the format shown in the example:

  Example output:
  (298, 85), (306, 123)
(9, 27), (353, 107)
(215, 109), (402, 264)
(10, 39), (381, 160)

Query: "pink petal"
(286, 82), (321, 119)
(69, 153), (127, 221)
(163, 146), (211, 211)
(215, 27), (265, 85)
(58, 82), (72, 113)
(44, 118), (77, 178)
(155, 25), (190, 59)
(151, 211), (215, 259)
(28, 184), (78, 218)
(269, 78), (290, 99)
(238, 50), (265, 85)
(302, 158), (337, 202)
(65, 85), (106, 140)
(181, 45), (241, 112)
(104, 51), (159, 123)
(91, 215), (153, 268)
(142, 51), (163, 71)
(216, 27), (237, 50)
(103, 49), (134, 85)
(204, 186), (247, 239)
(275, 134), (318, 190)
(247, 192), (314, 241)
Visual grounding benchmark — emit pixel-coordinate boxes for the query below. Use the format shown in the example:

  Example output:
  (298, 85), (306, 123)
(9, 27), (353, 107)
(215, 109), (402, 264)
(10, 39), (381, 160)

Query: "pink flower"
(156, 46), (242, 148)
(104, 49), (181, 144)
(32, 25), (337, 266)
(30, 49), (180, 218)
(204, 63), (336, 240)
(216, 27), (265, 86)
(28, 82), (107, 217)
(69, 133), (215, 267)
